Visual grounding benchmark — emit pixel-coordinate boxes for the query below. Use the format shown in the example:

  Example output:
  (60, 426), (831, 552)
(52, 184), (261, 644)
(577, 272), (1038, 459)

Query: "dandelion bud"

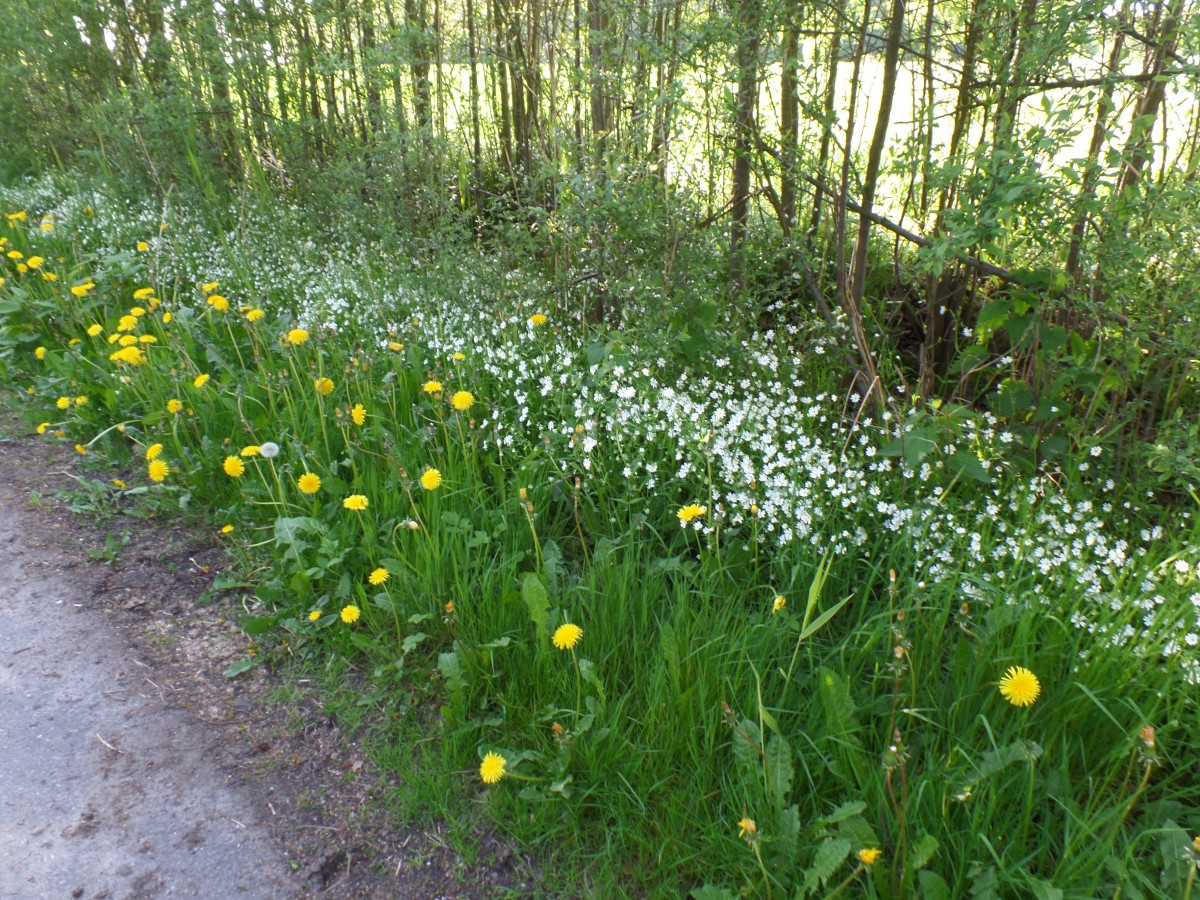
(525, 502), (534, 514)
(1139, 725), (1156, 749)
(896, 608), (906, 622)
(894, 645), (904, 659)
(889, 569), (897, 583)
(575, 424), (584, 435)
(519, 487), (528, 502)
(960, 603), (970, 616)
(552, 722), (565, 737)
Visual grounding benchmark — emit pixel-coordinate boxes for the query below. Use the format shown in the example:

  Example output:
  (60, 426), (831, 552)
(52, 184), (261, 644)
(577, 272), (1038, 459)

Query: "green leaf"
(907, 833), (939, 872)
(731, 717), (762, 782)
(817, 800), (867, 826)
(919, 870), (952, 900)
(803, 837), (851, 894)
(764, 734), (793, 807)
(401, 632), (427, 654)
(690, 887), (737, 900)
(1025, 876), (1063, 900)
(946, 451), (993, 484)
(223, 656), (260, 678)
(241, 614), (279, 636)
(521, 571), (550, 640)
(438, 650), (466, 694)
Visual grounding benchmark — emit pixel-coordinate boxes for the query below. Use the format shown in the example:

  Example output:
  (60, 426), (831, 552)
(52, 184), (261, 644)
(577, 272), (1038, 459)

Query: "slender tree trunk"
(729, 0), (761, 295)
(845, 0), (906, 402)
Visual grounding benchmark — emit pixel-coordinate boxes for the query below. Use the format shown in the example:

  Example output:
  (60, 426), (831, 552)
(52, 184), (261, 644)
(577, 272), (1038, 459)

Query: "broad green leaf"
(521, 571), (550, 639)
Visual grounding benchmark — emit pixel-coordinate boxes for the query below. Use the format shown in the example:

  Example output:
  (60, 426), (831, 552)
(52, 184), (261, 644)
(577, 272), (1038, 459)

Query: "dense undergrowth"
(2, 174), (1199, 898)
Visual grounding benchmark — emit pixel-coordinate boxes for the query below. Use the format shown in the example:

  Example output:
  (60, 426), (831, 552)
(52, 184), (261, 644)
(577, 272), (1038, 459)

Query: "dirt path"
(0, 507), (301, 898)
(0, 422), (526, 899)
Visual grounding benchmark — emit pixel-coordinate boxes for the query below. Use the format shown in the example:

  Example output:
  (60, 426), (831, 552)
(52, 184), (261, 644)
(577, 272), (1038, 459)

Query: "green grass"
(1, 175), (1198, 898)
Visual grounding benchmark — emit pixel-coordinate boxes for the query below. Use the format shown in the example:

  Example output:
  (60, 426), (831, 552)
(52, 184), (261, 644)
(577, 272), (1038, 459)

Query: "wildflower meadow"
(2, 177), (1199, 897)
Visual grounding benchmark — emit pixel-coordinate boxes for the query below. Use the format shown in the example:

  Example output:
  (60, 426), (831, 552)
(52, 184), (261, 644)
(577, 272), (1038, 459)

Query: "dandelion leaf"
(593, 536), (618, 567)
(520, 571), (550, 640)
(1158, 820), (1192, 893)
(578, 658), (606, 706)
(771, 804), (801, 872)
(730, 718), (762, 782)
(817, 667), (861, 741)
(817, 800), (866, 826)
(764, 733), (793, 807)
(1024, 876), (1063, 900)
(273, 515), (323, 562)
(802, 837), (851, 896)
(906, 833), (939, 873)
(542, 539), (563, 595)
(918, 870), (952, 900)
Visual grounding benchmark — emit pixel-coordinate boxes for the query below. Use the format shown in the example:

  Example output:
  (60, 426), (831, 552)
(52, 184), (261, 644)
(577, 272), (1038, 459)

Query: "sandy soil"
(0, 420), (528, 899)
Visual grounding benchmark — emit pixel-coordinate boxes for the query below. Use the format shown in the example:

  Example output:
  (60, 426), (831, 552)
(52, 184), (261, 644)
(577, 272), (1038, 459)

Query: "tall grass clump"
(2, 177), (1198, 897)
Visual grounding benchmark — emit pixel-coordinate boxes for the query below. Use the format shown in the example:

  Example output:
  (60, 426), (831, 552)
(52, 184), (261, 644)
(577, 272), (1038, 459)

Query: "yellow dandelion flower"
(351, 403), (366, 426)
(201, 281), (219, 293)
(117, 314), (137, 332)
(387, 341), (403, 352)
(193, 373), (210, 389)
(340, 604), (361, 624)
(240, 445), (260, 457)
(34, 346), (46, 360)
(422, 380), (442, 394)
(451, 390), (475, 412)
(86, 323), (103, 336)
(161, 311), (171, 324)
(36, 422), (49, 435)
(112, 479), (126, 489)
(130, 306), (146, 316)
(480, 752), (506, 785)
(368, 567), (389, 586)
(223, 455), (246, 478)
(999, 666), (1041, 707)
(137, 241), (149, 252)
(41, 272), (58, 282)
(858, 848), (882, 866)
(26, 256), (44, 269)
(530, 313), (548, 326)
(72, 284), (94, 298)
(74, 396), (87, 406)
(772, 595), (786, 614)
(552, 623), (583, 651)
(287, 328), (309, 345)
(343, 494), (368, 511)
(133, 287), (155, 300)
(5, 250), (22, 260)
(314, 377), (334, 396)
(308, 609), (321, 622)
(451, 352), (465, 361)
(246, 309), (264, 322)
(207, 294), (229, 312)
(118, 334), (139, 347)
(139, 334), (157, 344)
(297, 473), (321, 494)
(148, 459), (169, 482)
(56, 396), (71, 410)
(737, 818), (757, 840)
(40, 221), (52, 232)
(6, 210), (27, 222)
(75, 443), (87, 456)
(221, 524), (234, 534)
(146, 443), (163, 461)
(677, 503), (707, 524)
(420, 468), (442, 491)
(167, 398), (183, 414)
(108, 346), (146, 365)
